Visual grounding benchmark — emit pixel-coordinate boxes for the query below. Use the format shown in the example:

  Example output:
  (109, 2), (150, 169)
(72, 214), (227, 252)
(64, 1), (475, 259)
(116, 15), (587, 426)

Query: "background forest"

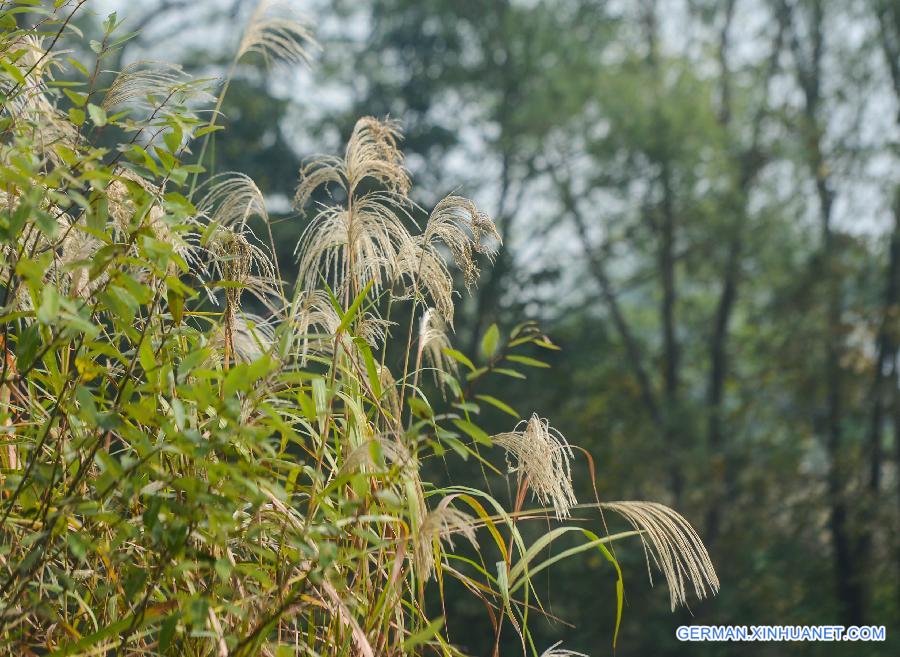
(12, 0), (900, 655)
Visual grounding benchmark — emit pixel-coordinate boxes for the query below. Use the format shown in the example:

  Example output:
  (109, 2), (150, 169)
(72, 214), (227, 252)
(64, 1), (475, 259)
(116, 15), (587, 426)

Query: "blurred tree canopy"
(79, 0), (900, 654)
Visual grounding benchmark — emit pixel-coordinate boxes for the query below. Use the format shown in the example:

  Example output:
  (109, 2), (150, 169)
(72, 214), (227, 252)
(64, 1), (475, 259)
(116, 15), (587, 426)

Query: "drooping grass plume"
(295, 194), (416, 295)
(396, 195), (498, 324)
(102, 61), (211, 112)
(205, 225), (279, 313)
(3, 36), (78, 159)
(237, 0), (316, 68)
(422, 195), (501, 289)
(416, 496), (479, 581)
(197, 172), (269, 230)
(288, 288), (391, 365)
(602, 501), (721, 610)
(294, 117), (417, 296)
(212, 313), (275, 363)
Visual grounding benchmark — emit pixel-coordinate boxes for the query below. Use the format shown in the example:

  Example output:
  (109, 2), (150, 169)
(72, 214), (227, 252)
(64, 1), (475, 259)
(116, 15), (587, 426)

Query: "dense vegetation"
(0, 1), (721, 655)
(301, 1), (900, 654)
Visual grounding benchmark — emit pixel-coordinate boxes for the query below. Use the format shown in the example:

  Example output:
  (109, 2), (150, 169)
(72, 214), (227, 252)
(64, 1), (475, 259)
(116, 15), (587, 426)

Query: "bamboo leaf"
(480, 323), (500, 360)
(475, 394), (519, 418)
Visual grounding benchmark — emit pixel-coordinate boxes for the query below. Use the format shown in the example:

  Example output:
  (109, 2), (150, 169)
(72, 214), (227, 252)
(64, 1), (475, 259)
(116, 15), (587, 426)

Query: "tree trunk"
(705, 0), (784, 545)
(785, 0), (864, 625)
(705, 220), (742, 542)
(873, 0), (900, 613)
(643, 0), (684, 505)
(557, 174), (663, 430)
(658, 160), (683, 504)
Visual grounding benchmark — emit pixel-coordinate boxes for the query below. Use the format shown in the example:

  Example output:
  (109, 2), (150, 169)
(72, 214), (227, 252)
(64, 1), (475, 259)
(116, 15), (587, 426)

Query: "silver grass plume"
(294, 117), (410, 207)
(339, 434), (416, 476)
(206, 226), (279, 316)
(107, 170), (178, 247)
(422, 195), (501, 289)
(288, 289), (341, 361)
(58, 218), (103, 299)
(343, 117), (410, 197)
(602, 501), (720, 610)
(492, 414), (577, 519)
(237, 0), (315, 68)
(102, 61), (212, 112)
(63, 169), (191, 299)
(211, 313), (275, 363)
(396, 235), (455, 323)
(294, 193), (416, 294)
(396, 196), (499, 324)
(3, 36), (77, 161)
(295, 117), (412, 208)
(417, 307), (457, 385)
(289, 289), (390, 363)
(294, 118), (416, 295)
(197, 173), (268, 230)
(416, 496), (479, 581)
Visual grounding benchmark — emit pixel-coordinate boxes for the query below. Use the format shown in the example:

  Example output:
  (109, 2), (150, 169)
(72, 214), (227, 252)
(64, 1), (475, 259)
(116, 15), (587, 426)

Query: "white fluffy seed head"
(294, 117), (416, 297)
(206, 226), (279, 314)
(197, 173), (268, 231)
(343, 117), (410, 196)
(288, 289), (391, 363)
(295, 194), (416, 295)
(293, 118), (499, 325)
(423, 195), (501, 289)
(212, 313), (275, 363)
(4, 36), (78, 161)
(492, 414), (577, 519)
(417, 308), (457, 386)
(102, 61), (213, 113)
(237, 0), (316, 68)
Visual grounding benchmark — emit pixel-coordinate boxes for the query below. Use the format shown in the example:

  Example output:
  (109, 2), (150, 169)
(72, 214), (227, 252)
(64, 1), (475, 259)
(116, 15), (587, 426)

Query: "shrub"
(0, 2), (717, 655)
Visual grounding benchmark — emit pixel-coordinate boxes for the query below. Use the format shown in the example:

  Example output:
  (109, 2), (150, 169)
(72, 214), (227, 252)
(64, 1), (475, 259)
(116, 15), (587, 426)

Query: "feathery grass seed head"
(603, 501), (720, 610)
(416, 497), (478, 581)
(238, 0), (316, 68)
(417, 307), (457, 385)
(493, 414), (577, 519)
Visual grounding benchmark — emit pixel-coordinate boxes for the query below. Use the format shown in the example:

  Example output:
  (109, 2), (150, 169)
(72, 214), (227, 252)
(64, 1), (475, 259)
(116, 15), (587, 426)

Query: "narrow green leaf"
(336, 278), (374, 334)
(443, 347), (475, 372)
(493, 368), (526, 380)
(402, 617), (445, 650)
(480, 323), (500, 360)
(452, 418), (491, 445)
(475, 394), (519, 418)
(87, 103), (107, 127)
(354, 337), (382, 399)
(505, 354), (550, 368)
